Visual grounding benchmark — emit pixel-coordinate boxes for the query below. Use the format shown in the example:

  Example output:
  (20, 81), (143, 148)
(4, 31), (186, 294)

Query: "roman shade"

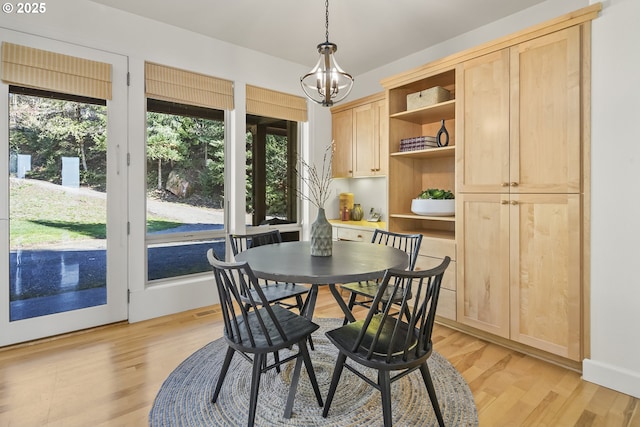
(1, 42), (112, 100)
(145, 62), (233, 111)
(246, 85), (307, 122)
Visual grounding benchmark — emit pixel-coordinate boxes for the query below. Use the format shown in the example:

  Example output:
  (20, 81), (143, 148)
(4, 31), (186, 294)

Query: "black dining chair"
(340, 229), (423, 320)
(229, 230), (310, 313)
(323, 256), (451, 427)
(207, 249), (323, 427)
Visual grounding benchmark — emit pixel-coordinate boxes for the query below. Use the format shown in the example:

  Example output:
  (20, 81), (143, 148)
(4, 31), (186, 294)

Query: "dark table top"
(234, 240), (408, 284)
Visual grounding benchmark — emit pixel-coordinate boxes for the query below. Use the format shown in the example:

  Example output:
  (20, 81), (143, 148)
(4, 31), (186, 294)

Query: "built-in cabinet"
(382, 69), (458, 321)
(331, 92), (387, 178)
(375, 4), (599, 366)
(456, 26), (584, 361)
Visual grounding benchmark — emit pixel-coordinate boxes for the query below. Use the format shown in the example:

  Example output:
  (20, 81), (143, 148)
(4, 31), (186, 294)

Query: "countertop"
(329, 219), (387, 230)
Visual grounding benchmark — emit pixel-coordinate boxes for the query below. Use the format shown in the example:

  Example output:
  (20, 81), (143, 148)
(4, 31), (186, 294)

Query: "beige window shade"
(145, 62), (233, 111)
(1, 42), (112, 100)
(246, 85), (307, 122)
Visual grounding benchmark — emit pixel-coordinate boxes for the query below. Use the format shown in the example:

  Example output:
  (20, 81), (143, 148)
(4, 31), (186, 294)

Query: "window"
(245, 114), (298, 228)
(145, 99), (226, 281)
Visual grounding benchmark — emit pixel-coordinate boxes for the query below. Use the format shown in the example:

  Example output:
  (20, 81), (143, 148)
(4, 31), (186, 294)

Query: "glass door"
(0, 38), (128, 346)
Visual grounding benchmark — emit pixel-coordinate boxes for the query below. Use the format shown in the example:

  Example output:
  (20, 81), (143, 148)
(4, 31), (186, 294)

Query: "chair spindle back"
(371, 229), (423, 271)
(207, 249), (287, 349)
(352, 257), (451, 363)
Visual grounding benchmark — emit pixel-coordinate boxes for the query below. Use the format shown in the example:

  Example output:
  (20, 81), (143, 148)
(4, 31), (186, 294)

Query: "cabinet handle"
(371, 168), (376, 172)
(501, 200), (509, 205)
(511, 200), (518, 205)
(511, 182), (519, 187)
(502, 182), (509, 187)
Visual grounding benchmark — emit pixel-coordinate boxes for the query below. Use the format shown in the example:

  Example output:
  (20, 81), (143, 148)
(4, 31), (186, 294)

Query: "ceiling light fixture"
(300, 0), (354, 107)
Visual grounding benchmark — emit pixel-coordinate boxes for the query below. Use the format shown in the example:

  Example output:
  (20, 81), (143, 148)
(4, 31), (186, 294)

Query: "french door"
(0, 33), (128, 346)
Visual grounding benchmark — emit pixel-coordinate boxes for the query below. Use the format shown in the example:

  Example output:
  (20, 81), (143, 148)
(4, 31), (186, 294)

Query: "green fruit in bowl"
(418, 188), (454, 200)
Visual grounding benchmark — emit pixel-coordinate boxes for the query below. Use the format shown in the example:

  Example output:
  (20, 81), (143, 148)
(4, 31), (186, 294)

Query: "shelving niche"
(386, 68), (456, 242)
(384, 67), (457, 322)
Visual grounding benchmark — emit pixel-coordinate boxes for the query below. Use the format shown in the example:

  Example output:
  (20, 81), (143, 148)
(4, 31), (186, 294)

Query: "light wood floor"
(1, 287), (638, 427)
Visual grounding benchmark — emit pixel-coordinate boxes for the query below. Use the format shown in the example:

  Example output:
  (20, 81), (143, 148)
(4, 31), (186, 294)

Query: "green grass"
(10, 180), (183, 248)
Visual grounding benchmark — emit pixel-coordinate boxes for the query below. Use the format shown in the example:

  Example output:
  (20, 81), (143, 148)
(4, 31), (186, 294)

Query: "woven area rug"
(149, 318), (478, 427)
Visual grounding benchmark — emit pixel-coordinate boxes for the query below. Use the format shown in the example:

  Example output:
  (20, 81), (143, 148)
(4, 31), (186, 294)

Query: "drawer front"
(415, 255), (456, 292)
(436, 288), (456, 320)
(418, 237), (456, 260)
(336, 227), (374, 242)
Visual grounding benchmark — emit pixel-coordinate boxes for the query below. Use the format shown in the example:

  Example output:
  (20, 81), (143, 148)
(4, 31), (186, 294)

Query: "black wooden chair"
(340, 230), (423, 319)
(207, 249), (323, 427)
(322, 256), (451, 427)
(229, 230), (309, 313)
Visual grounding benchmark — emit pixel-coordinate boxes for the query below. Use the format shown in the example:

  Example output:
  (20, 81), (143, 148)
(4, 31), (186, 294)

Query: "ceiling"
(90, 0), (546, 76)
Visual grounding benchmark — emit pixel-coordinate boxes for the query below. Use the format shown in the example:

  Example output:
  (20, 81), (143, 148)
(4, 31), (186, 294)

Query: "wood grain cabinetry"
(456, 26), (585, 361)
(331, 93), (387, 178)
(383, 68), (457, 321)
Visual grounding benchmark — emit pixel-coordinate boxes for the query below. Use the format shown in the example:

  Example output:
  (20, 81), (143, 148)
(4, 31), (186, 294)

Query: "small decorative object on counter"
(351, 203), (364, 221)
(436, 119), (449, 147)
(339, 192), (354, 219)
(341, 205), (350, 221)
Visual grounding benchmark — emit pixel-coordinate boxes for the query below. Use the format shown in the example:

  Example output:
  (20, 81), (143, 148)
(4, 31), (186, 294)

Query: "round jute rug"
(149, 318), (478, 427)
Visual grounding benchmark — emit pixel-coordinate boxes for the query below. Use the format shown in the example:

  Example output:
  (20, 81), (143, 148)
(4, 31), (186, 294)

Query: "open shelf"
(390, 213), (455, 222)
(391, 145), (455, 159)
(390, 99), (455, 124)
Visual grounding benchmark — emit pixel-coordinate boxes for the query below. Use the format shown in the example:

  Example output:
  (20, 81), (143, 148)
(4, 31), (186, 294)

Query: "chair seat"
(341, 281), (410, 303)
(326, 313), (424, 369)
(227, 304), (318, 352)
(249, 282), (309, 304)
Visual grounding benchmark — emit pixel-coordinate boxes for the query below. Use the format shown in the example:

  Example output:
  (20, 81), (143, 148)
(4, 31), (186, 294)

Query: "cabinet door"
(456, 193), (510, 338)
(331, 109), (353, 178)
(456, 49), (510, 193)
(510, 27), (582, 193)
(509, 194), (582, 360)
(352, 103), (376, 177)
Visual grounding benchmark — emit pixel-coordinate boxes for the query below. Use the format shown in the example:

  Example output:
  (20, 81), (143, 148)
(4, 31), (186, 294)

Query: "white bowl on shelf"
(411, 198), (455, 216)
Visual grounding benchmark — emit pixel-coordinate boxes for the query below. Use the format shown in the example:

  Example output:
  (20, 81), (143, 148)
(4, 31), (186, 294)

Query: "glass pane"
(245, 115), (297, 227)
(146, 100), (226, 280)
(9, 89), (108, 321)
(147, 237), (226, 281)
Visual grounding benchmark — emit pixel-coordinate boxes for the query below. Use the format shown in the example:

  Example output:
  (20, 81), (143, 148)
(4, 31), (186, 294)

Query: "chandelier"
(300, 0), (354, 107)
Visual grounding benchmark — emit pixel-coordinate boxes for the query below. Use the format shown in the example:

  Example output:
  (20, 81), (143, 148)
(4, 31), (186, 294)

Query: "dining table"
(234, 239), (409, 418)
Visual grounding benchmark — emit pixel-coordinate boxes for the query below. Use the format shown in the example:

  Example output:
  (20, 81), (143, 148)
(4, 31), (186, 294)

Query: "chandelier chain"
(325, 0), (329, 43)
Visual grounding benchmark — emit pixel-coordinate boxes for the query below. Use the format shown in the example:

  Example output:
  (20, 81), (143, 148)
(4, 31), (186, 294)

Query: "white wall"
(582, 0), (640, 399)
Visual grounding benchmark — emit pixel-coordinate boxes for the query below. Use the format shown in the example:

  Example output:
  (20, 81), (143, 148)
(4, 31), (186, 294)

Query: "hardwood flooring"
(1, 286), (638, 426)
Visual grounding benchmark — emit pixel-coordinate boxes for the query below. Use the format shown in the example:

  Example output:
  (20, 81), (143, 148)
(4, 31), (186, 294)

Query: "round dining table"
(234, 240), (408, 418)
(234, 240), (408, 324)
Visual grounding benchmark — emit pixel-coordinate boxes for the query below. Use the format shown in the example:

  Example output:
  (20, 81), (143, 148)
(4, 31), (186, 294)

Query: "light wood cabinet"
(457, 193), (582, 360)
(383, 68), (457, 321)
(378, 5), (599, 365)
(457, 27), (582, 194)
(331, 108), (353, 178)
(331, 93), (387, 178)
(456, 26), (585, 361)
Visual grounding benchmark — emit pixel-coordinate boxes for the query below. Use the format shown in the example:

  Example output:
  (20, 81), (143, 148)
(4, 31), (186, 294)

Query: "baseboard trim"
(582, 358), (640, 399)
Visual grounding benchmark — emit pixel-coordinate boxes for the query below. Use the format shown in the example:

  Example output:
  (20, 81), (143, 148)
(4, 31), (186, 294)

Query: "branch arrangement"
(295, 143), (334, 209)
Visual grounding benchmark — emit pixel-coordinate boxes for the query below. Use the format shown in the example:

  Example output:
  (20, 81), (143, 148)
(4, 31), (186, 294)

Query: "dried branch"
(295, 143), (334, 209)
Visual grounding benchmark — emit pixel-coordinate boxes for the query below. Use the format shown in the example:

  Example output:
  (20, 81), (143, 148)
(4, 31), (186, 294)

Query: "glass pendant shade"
(301, 42), (354, 107)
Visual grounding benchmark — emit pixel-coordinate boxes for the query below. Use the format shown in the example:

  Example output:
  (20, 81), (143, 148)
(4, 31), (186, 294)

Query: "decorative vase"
(310, 208), (332, 256)
(436, 119), (449, 147)
(351, 203), (364, 221)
